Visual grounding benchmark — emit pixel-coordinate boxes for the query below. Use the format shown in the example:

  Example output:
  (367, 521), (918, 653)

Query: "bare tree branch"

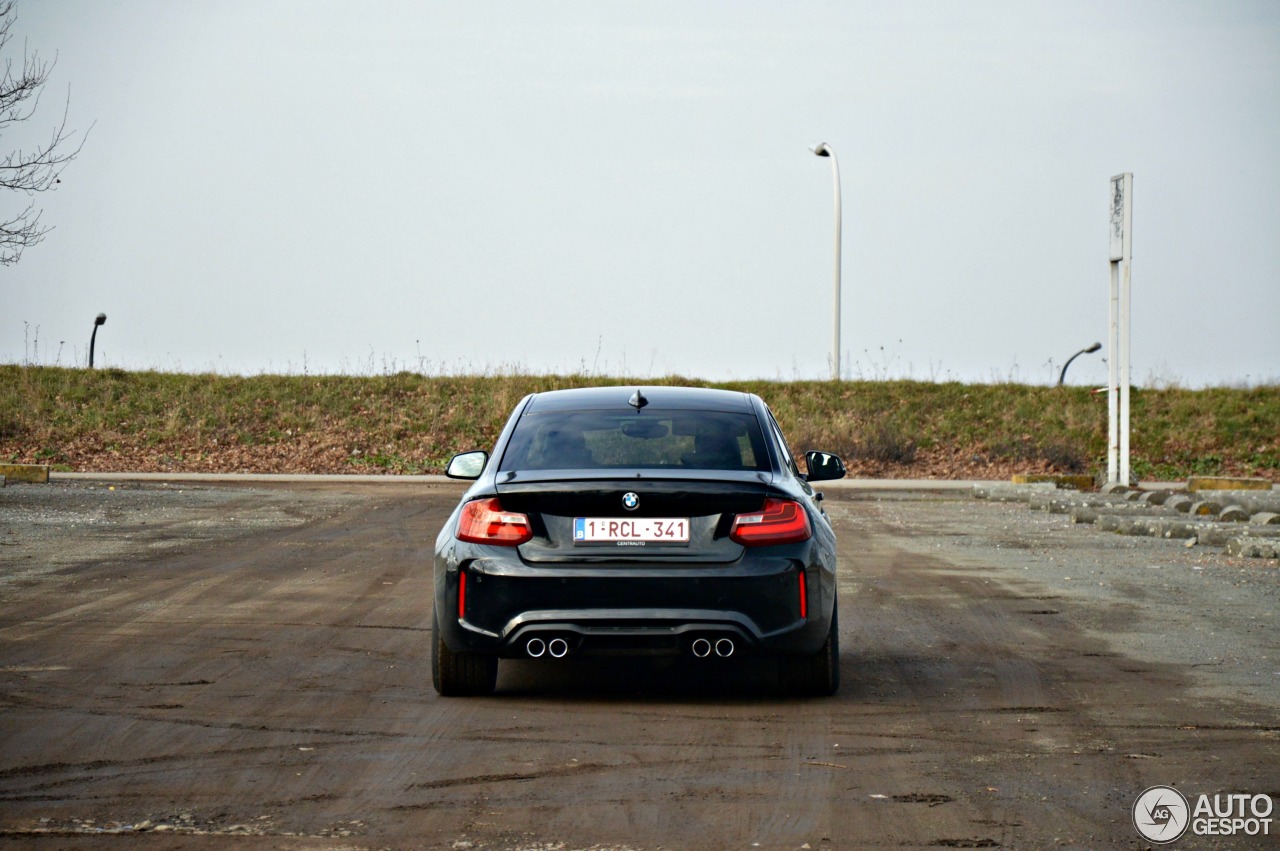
(0, 198), (44, 255)
(0, 0), (89, 266)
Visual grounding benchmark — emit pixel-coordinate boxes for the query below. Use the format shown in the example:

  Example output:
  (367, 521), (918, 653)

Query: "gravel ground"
(0, 480), (1277, 849)
(830, 493), (1280, 707)
(0, 481), (345, 590)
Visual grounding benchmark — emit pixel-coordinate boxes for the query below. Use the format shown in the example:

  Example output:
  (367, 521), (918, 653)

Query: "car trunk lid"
(495, 471), (774, 564)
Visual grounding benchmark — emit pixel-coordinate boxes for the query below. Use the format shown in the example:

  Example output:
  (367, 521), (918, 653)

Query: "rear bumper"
(435, 554), (834, 658)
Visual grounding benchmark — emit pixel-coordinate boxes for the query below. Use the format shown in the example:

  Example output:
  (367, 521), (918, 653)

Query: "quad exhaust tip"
(526, 635), (570, 658)
(533, 634), (731, 660)
(691, 637), (735, 658)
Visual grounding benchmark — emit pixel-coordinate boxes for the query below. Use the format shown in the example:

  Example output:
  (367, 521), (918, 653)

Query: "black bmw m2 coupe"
(433, 386), (847, 696)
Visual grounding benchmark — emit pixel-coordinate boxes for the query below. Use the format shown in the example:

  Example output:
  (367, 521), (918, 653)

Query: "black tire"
(432, 609), (498, 696)
(779, 600), (840, 696)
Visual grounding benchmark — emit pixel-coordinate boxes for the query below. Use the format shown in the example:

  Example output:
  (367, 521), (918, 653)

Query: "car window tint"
(499, 411), (770, 472)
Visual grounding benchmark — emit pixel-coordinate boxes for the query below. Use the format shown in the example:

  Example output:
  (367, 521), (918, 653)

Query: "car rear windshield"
(498, 410), (771, 472)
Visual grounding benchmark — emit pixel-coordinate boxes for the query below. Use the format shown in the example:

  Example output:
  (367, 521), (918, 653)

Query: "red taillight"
(729, 498), (812, 546)
(456, 498), (533, 546)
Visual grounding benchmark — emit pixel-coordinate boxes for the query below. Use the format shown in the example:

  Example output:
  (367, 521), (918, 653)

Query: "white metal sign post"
(1107, 173), (1133, 485)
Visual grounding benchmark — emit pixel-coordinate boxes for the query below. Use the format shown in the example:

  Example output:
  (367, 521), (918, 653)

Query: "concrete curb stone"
(1188, 476), (1273, 492)
(1195, 525), (1280, 547)
(1218, 505), (1250, 522)
(1012, 473), (1094, 490)
(1070, 505), (1176, 525)
(1224, 537), (1280, 559)
(1142, 519), (1211, 540)
(1206, 493), (1280, 514)
(1189, 500), (1224, 517)
(974, 483), (1058, 502)
(1043, 496), (1145, 514)
(0, 464), (49, 484)
(1099, 515), (1214, 536)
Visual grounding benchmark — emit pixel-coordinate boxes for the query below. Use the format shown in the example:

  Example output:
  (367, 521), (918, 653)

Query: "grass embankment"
(1, 365), (1276, 481)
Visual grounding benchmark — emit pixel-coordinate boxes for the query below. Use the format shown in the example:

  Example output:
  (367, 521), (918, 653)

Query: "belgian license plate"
(574, 517), (690, 545)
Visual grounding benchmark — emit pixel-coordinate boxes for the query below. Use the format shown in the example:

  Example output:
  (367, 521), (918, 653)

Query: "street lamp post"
(810, 143), (842, 380)
(89, 313), (107, 368)
(1058, 341), (1101, 386)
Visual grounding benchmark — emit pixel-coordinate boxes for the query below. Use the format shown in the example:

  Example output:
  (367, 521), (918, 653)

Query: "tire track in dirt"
(3, 485), (1278, 849)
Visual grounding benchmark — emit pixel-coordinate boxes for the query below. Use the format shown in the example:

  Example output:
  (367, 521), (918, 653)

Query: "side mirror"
(445, 450), (488, 480)
(804, 450), (846, 482)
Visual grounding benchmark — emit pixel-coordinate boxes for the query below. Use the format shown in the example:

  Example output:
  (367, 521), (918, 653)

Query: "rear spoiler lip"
(494, 470), (776, 494)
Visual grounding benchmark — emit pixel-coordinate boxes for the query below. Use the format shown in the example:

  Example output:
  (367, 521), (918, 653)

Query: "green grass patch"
(1, 365), (1276, 480)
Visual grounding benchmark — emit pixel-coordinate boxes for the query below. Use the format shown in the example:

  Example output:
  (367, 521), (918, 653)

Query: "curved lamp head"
(94, 313), (107, 326)
(809, 143), (831, 157)
(1085, 341), (1101, 353)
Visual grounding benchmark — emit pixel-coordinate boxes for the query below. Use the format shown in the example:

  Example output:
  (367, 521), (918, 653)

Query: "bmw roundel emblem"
(622, 492), (639, 511)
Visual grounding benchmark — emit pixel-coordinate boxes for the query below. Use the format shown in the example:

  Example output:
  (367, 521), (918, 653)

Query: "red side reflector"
(798, 570), (807, 620)
(456, 497), (533, 546)
(729, 498), (812, 546)
(457, 569), (467, 619)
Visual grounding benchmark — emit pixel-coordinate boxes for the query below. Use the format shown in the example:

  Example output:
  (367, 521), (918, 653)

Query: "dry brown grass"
(2, 366), (1276, 481)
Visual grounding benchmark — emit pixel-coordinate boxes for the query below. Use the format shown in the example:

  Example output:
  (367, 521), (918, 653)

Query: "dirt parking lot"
(1, 480), (1278, 849)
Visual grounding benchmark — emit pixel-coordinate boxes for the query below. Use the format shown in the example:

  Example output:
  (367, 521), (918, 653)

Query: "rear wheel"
(779, 599), (840, 696)
(432, 609), (498, 696)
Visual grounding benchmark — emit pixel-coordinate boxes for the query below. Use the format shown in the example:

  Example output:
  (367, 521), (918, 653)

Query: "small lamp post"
(89, 313), (107, 368)
(1058, 341), (1101, 386)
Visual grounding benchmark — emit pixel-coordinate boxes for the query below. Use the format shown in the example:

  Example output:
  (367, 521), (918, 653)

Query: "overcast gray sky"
(3, 0), (1277, 386)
